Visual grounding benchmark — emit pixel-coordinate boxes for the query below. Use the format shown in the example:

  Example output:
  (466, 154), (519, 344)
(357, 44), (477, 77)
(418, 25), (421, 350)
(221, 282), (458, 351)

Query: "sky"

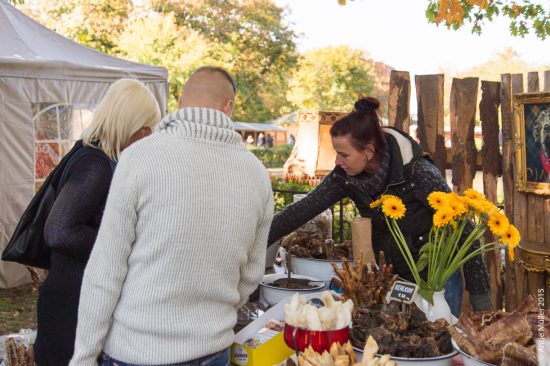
(274, 0), (550, 76)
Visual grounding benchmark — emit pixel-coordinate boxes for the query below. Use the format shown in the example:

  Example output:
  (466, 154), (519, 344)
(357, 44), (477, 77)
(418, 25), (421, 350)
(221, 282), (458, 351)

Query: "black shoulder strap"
(57, 142), (108, 193)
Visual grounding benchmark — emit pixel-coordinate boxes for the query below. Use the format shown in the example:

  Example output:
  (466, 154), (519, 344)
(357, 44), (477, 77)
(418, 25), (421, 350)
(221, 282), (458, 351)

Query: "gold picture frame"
(513, 92), (550, 195)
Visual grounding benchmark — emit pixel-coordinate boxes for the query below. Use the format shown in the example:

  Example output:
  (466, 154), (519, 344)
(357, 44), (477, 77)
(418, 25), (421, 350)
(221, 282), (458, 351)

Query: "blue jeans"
(100, 349), (230, 366)
(444, 271), (463, 317)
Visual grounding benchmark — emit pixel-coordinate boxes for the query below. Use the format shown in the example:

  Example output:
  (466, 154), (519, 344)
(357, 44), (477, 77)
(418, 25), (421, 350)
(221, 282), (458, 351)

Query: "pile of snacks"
(4, 337), (35, 366)
(351, 301), (452, 358)
(329, 251), (452, 358)
(284, 337), (397, 366)
(287, 205), (333, 241)
(284, 292), (353, 331)
(281, 232), (353, 260)
(448, 295), (548, 365)
(331, 252), (397, 308)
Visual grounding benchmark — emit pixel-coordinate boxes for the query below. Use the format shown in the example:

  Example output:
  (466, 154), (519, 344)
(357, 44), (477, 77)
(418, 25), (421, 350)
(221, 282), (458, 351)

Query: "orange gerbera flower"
(382, 196), (406, 220)
(488, 211), (510, 237)
(433, 207), (455, 228)
(428, 192), (448, 211)
(370, 194), (399, 209)
(501, 224), (521, 261)
(448, 192), (467, 217)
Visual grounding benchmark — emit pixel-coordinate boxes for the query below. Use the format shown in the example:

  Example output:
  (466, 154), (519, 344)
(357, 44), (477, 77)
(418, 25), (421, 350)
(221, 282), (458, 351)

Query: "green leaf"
(416, 253), (428, 272)
(418, 242), (430, 254)
(426, 2), (439, 22)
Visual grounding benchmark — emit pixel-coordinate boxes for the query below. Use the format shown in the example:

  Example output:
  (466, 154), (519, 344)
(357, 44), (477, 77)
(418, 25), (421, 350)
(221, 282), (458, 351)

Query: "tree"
(18, 0), (131, 53)
(149, 0), (298, 121)
(338, 0), (549, 40)
(117, 11), (219, 111)
(286, 46), (375, 112)
(17, 0), (298, 120)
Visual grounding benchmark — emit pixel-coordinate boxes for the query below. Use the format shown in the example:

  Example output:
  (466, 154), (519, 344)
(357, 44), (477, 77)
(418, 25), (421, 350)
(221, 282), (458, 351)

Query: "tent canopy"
(0, 0), (169, 288)
(0, 0), (167, 82)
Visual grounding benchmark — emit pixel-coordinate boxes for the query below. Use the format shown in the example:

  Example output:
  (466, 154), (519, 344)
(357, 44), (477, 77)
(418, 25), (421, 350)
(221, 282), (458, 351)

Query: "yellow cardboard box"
(230, 328), (292, 366)
(231, 291), (328, 366)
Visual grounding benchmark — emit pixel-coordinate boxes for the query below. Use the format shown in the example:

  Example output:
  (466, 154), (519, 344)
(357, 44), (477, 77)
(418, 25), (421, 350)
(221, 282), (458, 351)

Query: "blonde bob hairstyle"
(81, 79), (161, 160)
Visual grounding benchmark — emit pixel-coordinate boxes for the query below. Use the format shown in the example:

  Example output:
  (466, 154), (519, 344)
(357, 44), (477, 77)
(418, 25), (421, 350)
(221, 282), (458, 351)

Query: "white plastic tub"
(287, 252), (353, 282)
(354, 347), (458, 366)
(259, 273), (326, 306)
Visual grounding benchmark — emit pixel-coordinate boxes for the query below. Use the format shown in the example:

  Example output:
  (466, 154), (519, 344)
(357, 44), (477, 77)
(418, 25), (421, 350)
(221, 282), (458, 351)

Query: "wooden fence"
(387, 70), (550, 311)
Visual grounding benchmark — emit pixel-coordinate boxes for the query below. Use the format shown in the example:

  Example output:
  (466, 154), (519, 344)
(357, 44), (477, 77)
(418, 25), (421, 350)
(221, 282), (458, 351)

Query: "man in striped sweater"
(70, 67), (274, 366)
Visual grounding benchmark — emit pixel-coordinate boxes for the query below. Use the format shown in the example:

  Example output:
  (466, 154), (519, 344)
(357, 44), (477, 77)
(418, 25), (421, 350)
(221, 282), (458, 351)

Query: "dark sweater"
(34, 145), (113, 366)
(268, 130), (490, 296)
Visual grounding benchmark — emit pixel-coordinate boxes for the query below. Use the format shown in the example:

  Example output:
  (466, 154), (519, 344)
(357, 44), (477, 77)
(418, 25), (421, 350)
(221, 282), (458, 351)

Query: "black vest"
(332, 130), (435, 281)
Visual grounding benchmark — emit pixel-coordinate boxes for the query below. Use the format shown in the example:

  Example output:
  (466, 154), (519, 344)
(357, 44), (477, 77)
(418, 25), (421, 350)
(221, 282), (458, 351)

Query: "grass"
(0, 284), (38, 335)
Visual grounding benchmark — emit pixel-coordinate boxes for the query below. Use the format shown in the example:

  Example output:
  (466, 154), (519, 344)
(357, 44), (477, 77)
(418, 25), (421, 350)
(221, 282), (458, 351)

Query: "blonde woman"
(34, 79), (161, 366)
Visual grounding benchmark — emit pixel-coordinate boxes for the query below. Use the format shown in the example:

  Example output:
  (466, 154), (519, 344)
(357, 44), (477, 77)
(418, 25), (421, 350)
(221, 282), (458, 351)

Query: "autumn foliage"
(339, 0), (549, 39)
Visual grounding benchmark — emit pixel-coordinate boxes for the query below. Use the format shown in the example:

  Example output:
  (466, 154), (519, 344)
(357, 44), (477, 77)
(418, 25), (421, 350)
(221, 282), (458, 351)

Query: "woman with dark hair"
(268, 96), (492, 315)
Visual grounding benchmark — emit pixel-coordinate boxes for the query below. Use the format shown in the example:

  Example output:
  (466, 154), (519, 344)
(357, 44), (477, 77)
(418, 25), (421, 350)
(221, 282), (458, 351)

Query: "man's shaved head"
(180, 66), (236, 116)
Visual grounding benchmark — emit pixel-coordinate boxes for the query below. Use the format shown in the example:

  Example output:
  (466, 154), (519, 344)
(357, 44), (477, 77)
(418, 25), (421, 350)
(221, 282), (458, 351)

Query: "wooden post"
(415, 74), (446, 174)
(511, 74), (528, 242)
(501, 74), (516, 311)
(525, 72), (546, 243)
(545, 70), (550, 92)
(449, 77), (478, 314)
(480, 80), (502, 310)
(528, 71), (539, 93)
(450, 77), (479, 193)
(527, 195), (545, 242)
(388, 71), (411, 133)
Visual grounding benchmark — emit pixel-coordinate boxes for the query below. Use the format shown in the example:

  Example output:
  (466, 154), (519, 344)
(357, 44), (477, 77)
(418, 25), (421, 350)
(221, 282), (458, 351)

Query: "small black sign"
(389, 280), (418, 304)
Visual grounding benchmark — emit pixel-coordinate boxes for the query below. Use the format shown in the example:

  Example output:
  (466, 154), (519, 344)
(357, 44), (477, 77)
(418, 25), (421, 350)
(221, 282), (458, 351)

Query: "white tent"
(0, 0), (169, 288)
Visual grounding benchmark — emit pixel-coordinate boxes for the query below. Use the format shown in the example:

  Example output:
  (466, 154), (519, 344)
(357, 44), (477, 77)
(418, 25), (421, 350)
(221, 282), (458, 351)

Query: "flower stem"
(386, 217), (422, 285)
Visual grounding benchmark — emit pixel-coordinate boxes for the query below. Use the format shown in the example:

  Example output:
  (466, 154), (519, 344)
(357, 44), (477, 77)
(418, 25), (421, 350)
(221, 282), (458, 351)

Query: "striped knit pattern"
(69, 108), (274, 366)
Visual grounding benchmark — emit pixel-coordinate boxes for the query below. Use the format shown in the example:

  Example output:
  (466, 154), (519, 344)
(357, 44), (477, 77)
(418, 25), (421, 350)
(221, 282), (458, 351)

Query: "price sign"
(389, 280), (418, 304)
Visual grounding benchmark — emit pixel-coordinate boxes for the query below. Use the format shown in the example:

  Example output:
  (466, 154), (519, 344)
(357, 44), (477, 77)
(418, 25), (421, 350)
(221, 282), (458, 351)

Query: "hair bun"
(354, 97), (380, 114)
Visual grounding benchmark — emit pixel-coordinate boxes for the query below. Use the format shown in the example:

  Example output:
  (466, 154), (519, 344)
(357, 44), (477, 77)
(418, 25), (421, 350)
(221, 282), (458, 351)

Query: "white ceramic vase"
(414, 290), (452, 323)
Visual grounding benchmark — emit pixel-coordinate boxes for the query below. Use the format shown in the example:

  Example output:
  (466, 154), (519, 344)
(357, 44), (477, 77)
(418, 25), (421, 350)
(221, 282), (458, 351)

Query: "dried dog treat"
(332, 252), (398, 308)
(351, 301), (452, 358)
(296, 339), (396, 366)
(284, 291), (353, 331)
(448, 295), (548, 365)
(281, 231), (353, 260)
(4, 337), (35, 366)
